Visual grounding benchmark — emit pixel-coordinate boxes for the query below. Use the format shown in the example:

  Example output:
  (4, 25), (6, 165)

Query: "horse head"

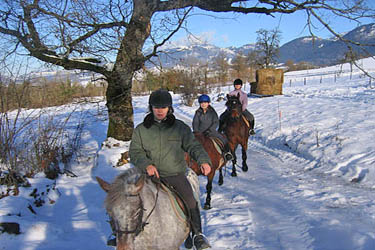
(97, 167), (145, 249)
(225, 93), (242, 119)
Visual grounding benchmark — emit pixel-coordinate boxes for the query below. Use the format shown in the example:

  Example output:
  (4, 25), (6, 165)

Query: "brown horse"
(223, 93), (251, 176)
(185, 132), (226, 210)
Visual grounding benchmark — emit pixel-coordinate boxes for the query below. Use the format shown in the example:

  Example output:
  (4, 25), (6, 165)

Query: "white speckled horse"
(97, 167), (200, 250)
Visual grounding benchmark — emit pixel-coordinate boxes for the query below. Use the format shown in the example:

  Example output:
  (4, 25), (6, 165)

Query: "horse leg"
(241, 143), (248, 172)
(231, 145), (238, 177)
(231, 158), (237, 176)
(204, 177), (213, 210)
(218, 168), (223, 186)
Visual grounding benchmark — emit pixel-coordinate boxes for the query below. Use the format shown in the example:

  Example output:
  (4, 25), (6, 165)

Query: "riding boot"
(223, 143), (233, 161)
(184, 234), (193, 249)
(244, 110), (255, 135)
(190, 206), (211, 250)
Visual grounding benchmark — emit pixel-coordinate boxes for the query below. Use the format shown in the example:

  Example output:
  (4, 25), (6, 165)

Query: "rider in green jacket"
(129, 89), (212, 250)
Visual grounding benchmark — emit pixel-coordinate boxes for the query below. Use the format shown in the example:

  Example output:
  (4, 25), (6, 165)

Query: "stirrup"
(224, 152), (233, 161)
(193, 233), (211, 250)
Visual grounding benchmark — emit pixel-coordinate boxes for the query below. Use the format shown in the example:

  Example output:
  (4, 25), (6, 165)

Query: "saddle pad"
(160, 183), (187, 222)
(160, 169), (201, 222)
(242, 115), (250, 128)
(210, 137), (223, 155)
(209, 138), (226, 168)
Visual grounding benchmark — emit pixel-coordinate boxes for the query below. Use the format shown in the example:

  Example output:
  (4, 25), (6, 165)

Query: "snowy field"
(1, 58), (375, 250)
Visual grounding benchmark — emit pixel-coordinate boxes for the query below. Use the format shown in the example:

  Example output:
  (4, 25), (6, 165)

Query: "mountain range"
(15, 23), (375, 84)
(149, 23), (375, 67)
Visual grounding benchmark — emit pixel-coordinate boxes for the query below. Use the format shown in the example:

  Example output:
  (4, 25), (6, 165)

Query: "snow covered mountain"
(148, 23), (375, 68)
(279, 23), (375, 66)
(146, 43), (256, 68)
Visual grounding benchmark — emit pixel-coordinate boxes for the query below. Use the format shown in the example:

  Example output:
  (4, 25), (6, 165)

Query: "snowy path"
(2, 90), (375, 250)
(174, 109), (375, 250)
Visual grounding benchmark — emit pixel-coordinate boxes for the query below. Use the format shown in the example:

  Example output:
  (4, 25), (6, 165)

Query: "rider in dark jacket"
(129, 89), (211, 250)
(193, 94), (233, 161)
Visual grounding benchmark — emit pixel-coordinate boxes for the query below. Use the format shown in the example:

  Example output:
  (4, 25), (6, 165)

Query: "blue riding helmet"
(198, 94), (211, 103)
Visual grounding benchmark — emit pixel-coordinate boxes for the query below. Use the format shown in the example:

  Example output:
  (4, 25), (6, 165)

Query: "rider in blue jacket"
(193, 94), (233, 161)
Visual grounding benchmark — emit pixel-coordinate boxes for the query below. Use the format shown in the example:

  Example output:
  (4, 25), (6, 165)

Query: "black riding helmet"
(149, 89), (172, 108)
(233, 78), (243, 86)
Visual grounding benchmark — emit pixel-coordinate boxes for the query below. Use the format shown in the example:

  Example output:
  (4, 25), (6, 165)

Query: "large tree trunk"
(106, 72), (134, 141)
(106, 1), (153, 141)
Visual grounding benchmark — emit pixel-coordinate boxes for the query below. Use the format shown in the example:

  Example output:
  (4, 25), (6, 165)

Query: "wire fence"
(283, 67), (375, 88)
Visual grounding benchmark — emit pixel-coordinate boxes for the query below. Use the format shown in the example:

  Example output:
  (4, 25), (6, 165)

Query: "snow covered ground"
(1, 58), (375, 250)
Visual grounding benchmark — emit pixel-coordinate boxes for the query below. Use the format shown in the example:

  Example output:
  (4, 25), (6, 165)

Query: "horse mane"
(193, 132), (205, 144)
(226, 94), (242, 119)
(105, 167), (144, 211)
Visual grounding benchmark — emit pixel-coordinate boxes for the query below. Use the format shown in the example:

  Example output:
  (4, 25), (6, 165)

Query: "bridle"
(114, 179), (160, 238)
(226, 97), (243, 119)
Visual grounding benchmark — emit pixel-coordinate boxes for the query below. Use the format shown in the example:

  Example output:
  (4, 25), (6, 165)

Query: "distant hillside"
(278, 23), (375, 66)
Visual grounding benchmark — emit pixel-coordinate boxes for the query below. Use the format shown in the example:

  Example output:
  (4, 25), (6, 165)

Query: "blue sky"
(170, 8), (374, 48)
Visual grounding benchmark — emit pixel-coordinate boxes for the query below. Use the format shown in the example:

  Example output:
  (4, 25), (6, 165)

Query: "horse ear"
(237, 93), (240, 98)
(226, 94), (230, 99)
(96, 176), (111, 192)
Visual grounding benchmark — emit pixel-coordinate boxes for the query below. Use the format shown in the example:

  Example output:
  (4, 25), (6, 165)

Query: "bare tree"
(213, 52), (230, 84)
(231, 51), (249, 80)
(0, 0), (372, 140)
(255, 28), (282, 68)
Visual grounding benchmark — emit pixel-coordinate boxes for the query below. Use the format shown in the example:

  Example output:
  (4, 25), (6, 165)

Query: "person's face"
(200, 102), (209, 110)
(152, 106), (169, 120)
(234, 84), (242, 90)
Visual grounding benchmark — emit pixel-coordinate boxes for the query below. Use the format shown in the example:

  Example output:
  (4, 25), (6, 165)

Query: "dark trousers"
(162, 173), (197, 209)
(207, 130), (228, 145)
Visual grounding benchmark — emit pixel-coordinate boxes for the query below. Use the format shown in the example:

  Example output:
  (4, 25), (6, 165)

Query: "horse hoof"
(242, 166), (248, 172)
(203, 204), (211, 210)
(231, 172), (237, 177)
(218, 180), (223, 186)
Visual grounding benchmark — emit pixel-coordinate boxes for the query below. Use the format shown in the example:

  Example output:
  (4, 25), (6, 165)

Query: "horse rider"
(129, 89), (211, 250)
(193, 94), (233, 162)
(219, 78), (255, 135)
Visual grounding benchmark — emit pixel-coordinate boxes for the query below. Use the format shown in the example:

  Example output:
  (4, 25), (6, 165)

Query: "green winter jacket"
(129, 116), (211, 177)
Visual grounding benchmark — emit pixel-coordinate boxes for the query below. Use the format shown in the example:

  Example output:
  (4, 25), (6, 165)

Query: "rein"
(226, 98), (243, 120)
(116, 177), (160, 237)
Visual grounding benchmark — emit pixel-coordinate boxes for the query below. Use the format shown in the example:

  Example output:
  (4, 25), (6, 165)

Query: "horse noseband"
(116, 193), (145, 237)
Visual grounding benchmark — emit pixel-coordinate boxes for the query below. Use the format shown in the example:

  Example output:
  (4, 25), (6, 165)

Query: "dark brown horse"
(185, 132), (226, 210)
(223, 93), (251, 176)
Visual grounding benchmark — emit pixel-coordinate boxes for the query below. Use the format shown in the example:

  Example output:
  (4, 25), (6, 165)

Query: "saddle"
(209, 137), (224, 154)
(149, 177), (190, 221)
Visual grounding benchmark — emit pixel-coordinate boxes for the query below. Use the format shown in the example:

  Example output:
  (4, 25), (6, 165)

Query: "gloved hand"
(146, 165), (160, 178)
(200, 163), (211, 176)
